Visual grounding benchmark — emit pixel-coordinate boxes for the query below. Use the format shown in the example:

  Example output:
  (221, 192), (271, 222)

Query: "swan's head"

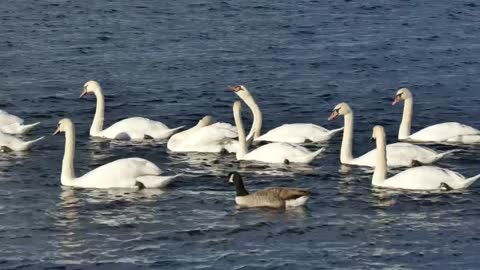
(371, 125), (386, 142)
(392, 88), (412, 105)
(53, 118), (74, 135)
(230, 85), (252, 100)
(80, 80), (101, 98)
(328, 102), (352, 120)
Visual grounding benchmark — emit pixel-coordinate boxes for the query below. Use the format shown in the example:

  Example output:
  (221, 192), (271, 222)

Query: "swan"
(393, 88), (480, 143)
(0, 110), (40, 135)
(166, 85), (261, 153)
(53, 118), (179, 189)
(371, 125), (480, 191)
(80, 80), (184, 141)
(234, 100), (324, 164)
(328, 103), (457, 167)
(228, 172), (309, 208)
(0, 132), (44, 152)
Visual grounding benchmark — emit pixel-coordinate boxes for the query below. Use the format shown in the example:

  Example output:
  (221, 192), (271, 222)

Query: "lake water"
(1, 0), (480, 269)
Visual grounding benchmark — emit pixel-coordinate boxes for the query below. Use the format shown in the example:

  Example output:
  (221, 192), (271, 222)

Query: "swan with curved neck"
(54, 118), (179, 188)
(0, 110), (40, 135)
(393, 88), (480, 143)
(328, 102), (457, 167)
(371, 125), (480, 190)
(80, 80), (184, 141)
(233, 100), (323, 164)
(166, 85), (262, 153)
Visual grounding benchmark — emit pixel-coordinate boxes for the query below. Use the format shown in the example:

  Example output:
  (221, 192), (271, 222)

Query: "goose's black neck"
(232, 173), (249, 196)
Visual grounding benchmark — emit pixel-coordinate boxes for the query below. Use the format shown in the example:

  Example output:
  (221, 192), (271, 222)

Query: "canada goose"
(228, 172), (310, 208)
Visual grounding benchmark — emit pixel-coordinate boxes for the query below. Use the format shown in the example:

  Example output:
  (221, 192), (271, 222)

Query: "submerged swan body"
(329, 102), (457, 167)
(0, 110), (40, 135)
(228, 172), (309, 208)
(233, 101), (323, 164)
(167, 85), (261, 153)
(81, 80), (183, 141)
(256, 124), (343, 144)
(393, 88), (480, 143)
(0, 132), (44, 152)
(371, 125), (480, 191)
(54, 118), (179, 189)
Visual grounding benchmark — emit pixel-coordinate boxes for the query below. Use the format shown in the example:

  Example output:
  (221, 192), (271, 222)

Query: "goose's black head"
(227, 172), (249, 196)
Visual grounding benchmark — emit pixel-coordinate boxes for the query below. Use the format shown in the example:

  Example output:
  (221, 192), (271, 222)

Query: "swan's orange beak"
(229, 85), (242, 92)
(53, 127), (61, 136)
(328, 111), (338, 121)
(392, 95), (401, 106)
(79, 89), (88, 98)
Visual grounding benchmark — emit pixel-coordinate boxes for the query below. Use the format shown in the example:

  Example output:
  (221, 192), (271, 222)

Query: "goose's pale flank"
(228, 172), (309, 208)
(393, 88), (480, 143)
(0, 132), (44, 152)
(54, 118), (179, 189)
(166, 85), (261, 153)
(371, 125), (480, 191)
(328, 102), (457, 167)
(233, 101), (323, 164)
(80, 80), (184, 141)
(0, 110), (40, 135)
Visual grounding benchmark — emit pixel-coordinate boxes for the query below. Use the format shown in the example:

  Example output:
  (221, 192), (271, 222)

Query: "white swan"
(0, 110), (40, 135)
(234, 101), (323, 164)
(54, 118), (179, 189)
(80, 80), (184, 141)
(167, 85), (261, 153)
(328, 103), (457, 167)
(371, 125), (480, 191)
(393, 88), (480, 143)
(0, 132), (44, 152)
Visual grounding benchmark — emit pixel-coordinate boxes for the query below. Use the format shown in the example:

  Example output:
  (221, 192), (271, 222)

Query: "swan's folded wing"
(103, 117), (169, 135)
(80, 157), (162, 182)
(186, 124), (238, 146)
(0, 110), (24, 126)
(410, 122), (480, 142)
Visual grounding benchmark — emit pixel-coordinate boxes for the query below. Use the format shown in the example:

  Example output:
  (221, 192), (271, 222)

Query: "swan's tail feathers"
(22, 136), (45, 150)
(162, 125), (185, 139)
(326, 127), (344, 138)
(299, 148), (325, 164)
(463, 174), (480, 189)
(434, 149), (461, 162)
(137, 174), (183, 189)
(19, 122), (41, 134)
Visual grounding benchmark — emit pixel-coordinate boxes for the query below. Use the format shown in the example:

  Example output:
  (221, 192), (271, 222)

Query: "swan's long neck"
(340, 112), (354, 163)
(372, 132), (387, 186)
(399, 97), (413, 140)
(234, 105), (248, 160)
(244, 95), (262, 140)
(90, 88), (105, 136)
(61, 126), (76, 185)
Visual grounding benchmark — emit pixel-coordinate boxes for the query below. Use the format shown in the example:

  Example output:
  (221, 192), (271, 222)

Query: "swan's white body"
(167, 85), (261, 153)
(330, 103), (455, 168)
(56, 118), (178, 189)
(167, 117), (239, 153)
(394, 88), (480, 143)
(0, 110), (40, 135)
(82, 81), (183, 141)
(256, 124), (343, 143)
(233, 101), (323, 164)
(371, 126), (480, 191)
(0, 132), (44, 151)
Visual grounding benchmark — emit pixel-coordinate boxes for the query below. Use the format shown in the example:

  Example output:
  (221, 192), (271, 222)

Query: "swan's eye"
(396, 92), (403, 98)
(333, 108), (340, 113)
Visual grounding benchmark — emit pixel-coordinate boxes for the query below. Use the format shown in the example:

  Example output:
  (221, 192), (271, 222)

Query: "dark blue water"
(1, 0), (480, 269)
